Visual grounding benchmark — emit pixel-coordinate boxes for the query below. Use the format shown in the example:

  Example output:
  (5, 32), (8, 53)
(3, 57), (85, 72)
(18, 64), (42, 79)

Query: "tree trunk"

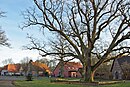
(60, 57), (64, 78)
(90, 70), (96, 82)
(83, 65), (87, 81)
(60, 61), (64, 78)
(83, 65), (96, 82)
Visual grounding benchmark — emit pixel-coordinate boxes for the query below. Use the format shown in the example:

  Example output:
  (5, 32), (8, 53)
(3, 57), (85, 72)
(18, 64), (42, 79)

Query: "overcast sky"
(0, 0), (46, 66)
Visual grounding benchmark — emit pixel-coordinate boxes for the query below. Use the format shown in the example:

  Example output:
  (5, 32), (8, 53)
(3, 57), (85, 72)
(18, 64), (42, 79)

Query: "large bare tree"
(22, 0), (130, 82)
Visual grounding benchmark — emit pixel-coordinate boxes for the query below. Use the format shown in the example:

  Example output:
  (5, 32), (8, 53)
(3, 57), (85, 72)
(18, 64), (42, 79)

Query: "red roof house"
(53, 62), (83, 78)
(2, 64), (21, 73)
(8, 64), (21, 73)
(1, 64), (21, 76)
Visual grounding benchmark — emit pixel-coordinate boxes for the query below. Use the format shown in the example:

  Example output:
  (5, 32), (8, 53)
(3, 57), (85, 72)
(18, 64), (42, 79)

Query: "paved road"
(0, 76), (25, 81)
(0, 76), (25, 87)
(0, 81), (15, 87)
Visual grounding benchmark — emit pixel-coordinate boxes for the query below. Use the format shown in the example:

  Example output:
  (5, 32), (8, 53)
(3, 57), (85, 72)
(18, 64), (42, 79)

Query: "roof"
(111, 56), (130, 71)
(117, 56), (130, 65)
(66, 62), (83, 71)
(2, 64), (21, 72)
(8, 64), (21, 72)
(31, 62), (51, 74)
(54, 62), (83, 72)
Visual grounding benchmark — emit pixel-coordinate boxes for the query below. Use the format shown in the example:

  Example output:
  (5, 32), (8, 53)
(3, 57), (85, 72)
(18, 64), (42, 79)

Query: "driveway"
(0, 76), (25, 81)
(0, 76), (25, 87)
(0, 81), (15, 87)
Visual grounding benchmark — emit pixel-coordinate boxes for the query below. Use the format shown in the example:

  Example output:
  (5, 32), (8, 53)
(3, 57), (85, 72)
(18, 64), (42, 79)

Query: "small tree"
(26, 60), (33, 81)
(36, 58), (56, 71)
(20, 57), (31, 76)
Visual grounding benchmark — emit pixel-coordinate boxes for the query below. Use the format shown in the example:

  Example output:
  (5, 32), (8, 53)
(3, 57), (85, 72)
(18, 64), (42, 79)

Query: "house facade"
(53, 62), (83, 78)
(111, 56), (130, 80)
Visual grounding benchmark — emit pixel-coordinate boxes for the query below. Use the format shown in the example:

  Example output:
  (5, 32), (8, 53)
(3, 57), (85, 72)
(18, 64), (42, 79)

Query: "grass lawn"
(14, 77), (130, 87)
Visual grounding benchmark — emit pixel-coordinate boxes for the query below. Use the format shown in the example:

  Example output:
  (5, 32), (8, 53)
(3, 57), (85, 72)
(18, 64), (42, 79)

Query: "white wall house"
(1, 70), (8, 76)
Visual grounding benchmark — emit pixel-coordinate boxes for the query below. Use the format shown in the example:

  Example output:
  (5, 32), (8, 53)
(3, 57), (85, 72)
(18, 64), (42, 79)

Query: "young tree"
(22, 0), (130, 82)
(36, 58), (57, 71)
(20, 57), (31, 75)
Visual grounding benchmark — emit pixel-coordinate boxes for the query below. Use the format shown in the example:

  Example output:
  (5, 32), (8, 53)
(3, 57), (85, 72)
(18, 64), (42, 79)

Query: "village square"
(0, 0), (130, 87)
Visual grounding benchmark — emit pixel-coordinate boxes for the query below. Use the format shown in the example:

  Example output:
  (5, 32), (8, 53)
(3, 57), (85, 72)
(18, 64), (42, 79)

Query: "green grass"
(14, 77), (130, 87)
(14, 78), (86, 87)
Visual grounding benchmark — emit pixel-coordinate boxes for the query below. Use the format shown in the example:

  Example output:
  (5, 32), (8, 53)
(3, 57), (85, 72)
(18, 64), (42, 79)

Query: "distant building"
(53, 62), (83, 78)
(0, 64), (21, 76)
(0, 62), (51, 77)
(30, 62), (51, 76)
(111, 56), (130, 80)
(1, 70), (8, 76)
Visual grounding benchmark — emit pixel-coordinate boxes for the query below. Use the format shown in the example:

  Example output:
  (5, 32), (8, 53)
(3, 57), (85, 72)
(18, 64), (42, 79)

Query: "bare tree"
(22, 0), (130, 82)
(20, 57), (31, 75)
(49, 34), (75, 77)
(2, 58), (14, 65)
(24, 34), (75, 77)
(36, 58), (56, 70)
(24, 34), (77, 77)
(0, 10), (10, 47)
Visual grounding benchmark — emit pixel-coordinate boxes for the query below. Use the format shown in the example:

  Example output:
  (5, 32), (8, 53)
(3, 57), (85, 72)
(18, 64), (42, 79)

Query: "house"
(0, 61), (51, 77)
(20, 61), (51, 77)
(30, 62), (51, 76)
(53, 62), (83, 78)
(1, 70), (8, 76)
(1, 64), (21, 76)
(111, 56), (130, 80)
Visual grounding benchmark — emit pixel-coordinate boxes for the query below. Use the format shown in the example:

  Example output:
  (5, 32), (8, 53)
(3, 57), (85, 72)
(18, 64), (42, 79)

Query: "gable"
(111, 59), (122, 73)
(53, 62), (83, 72)
(117, 56), (130, 65)
(31, 62), (51, 74)
(111, 56), (130, 72)
(65, 62), (83, 71)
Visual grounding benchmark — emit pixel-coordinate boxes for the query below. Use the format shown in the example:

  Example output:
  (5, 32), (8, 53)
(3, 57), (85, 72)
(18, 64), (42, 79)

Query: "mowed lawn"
(14, 77), (130, 87)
